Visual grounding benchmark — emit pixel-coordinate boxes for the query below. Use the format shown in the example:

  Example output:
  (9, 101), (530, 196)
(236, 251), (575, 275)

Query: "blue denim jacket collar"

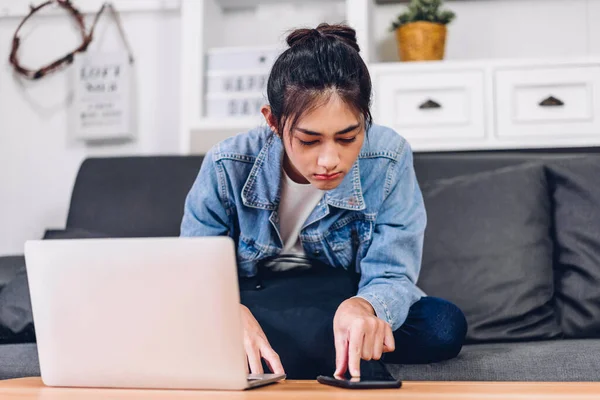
(241, 132), (366, 212)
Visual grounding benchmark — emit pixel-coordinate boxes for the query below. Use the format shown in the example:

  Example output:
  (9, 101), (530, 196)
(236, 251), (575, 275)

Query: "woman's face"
(262, 95), (365, 191)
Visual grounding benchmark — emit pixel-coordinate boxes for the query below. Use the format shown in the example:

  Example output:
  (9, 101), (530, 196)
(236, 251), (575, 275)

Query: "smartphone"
(317, 366), (402, 389)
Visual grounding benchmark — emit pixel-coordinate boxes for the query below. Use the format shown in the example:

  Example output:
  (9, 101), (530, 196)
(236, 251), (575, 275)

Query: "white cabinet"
(495, 66), (600, 139)
(376, 70), (486, 142)
(371, 59), (600, 151)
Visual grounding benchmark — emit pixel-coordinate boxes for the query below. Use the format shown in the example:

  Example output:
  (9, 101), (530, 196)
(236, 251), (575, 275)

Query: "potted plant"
(390, 0), (456, 62)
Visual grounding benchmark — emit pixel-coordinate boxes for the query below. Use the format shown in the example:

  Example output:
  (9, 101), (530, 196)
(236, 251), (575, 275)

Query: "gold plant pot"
(395, 21), (447, 62)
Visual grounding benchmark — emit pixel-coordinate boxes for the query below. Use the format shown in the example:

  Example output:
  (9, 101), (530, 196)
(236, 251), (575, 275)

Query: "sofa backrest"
(66, 147), (600, 238)
(66, 156), (204, 237)
(413, 147), (600, 183)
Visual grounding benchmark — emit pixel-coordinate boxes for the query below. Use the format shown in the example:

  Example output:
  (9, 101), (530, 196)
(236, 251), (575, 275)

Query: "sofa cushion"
(0, 340), (599, 382)
(0, 258), (34, 344)
(0, 343), (39, 380)
(0, 267), (35, 344)
(0, 256), (26, 289)
(418, 163), (561, 343)
(387, 339), (600, 381)
(546, 156), (600, 338)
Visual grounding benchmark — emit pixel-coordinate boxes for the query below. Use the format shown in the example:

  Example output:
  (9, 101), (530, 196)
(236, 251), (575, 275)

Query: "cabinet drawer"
(375, 71), (486, 141)
(495, 66), (600, 138)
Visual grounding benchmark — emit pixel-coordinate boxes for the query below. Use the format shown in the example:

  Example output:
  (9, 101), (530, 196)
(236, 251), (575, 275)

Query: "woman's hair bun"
(286, 23), (360, 53)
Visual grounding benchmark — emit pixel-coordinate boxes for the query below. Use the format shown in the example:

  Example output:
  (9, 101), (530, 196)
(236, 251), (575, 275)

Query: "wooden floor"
(0, 378), (600, 399)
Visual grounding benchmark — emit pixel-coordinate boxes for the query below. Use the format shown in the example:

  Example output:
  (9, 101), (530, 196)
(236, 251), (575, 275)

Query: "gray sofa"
(1, 148), (599, 381)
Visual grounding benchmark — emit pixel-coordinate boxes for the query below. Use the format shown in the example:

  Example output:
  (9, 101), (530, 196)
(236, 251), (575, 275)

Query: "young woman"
(181, 23), (467, 379)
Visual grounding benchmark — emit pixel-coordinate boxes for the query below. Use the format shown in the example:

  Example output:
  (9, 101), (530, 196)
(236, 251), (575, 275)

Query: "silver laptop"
(24, 236), (285, 390)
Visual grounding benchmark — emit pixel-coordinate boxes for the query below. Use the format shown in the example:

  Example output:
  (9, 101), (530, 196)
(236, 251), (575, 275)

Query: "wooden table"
(1, 378), (600, 399)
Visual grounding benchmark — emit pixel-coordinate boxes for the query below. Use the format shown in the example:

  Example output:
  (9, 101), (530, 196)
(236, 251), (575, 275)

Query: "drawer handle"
(539, 96), (564, 107)
(419, 99), (442, 110)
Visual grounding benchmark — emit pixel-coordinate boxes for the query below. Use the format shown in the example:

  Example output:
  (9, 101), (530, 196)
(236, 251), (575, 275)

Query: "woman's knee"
(419, 297), (468, 360)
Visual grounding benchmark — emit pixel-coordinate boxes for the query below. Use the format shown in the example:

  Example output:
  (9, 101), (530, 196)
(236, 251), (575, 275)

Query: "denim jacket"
(180, 124), (427, 331)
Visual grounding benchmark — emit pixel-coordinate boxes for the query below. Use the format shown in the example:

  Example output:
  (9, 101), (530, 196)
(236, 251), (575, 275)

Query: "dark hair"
(267, 23), (373, 137)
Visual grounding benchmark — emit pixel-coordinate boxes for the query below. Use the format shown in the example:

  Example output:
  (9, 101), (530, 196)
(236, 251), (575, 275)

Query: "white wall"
(0, 3), (180, 256)
(589, 0), (600, 54)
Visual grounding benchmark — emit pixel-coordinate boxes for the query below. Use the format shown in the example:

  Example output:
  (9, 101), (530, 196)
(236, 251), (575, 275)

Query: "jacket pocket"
(325, 218), (373, 269)
(238, 235), (264, 262)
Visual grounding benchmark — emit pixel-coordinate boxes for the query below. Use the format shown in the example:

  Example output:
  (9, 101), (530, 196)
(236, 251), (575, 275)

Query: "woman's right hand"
(240, 304), (285, 375)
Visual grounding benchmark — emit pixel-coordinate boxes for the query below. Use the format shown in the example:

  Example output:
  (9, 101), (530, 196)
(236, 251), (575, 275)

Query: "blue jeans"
(239, 262), (467, 379)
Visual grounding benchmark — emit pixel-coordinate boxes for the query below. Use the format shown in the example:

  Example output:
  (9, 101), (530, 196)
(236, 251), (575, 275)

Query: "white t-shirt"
(265, 168), (324, 271)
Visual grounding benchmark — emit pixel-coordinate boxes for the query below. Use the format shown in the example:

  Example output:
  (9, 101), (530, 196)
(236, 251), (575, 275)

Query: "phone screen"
(317, 365), (402, 389)
(348, 374), (398, 382)
(350, 366), (396, 380)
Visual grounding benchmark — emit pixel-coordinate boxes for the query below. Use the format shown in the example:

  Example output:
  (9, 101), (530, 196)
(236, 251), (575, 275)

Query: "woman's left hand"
(333, 297), (395, 377)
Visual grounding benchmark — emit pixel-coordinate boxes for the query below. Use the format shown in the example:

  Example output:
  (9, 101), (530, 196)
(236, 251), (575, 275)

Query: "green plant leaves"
(390, 0), (456, 31)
